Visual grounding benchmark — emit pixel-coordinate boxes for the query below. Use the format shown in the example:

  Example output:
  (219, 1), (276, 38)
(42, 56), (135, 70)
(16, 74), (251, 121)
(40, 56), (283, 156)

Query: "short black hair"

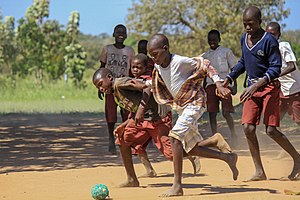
(266, 22), (281, 34)
(113, 24), (126, 33)
(92, 68), (112, 82)
(244, 6), (262, 21)
(148, 33), (169, 49)
(208, 29), (221, 40)
(133, 53), (148, 67)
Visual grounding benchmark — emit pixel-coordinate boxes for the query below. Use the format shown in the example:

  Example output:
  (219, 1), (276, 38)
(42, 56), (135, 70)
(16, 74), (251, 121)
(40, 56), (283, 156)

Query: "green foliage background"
(0, 0), (300, 113)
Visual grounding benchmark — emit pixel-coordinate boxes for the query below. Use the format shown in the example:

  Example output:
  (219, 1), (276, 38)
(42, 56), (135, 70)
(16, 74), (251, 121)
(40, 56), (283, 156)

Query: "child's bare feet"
(139, 170), (157, 178)
(288, 160), (300, 180)
(214, 133), (232, 153)
(118, 179), (140, 187)
(187, 156), (201, 174)
(160, 184), (183, 197)
(227, 153), (239, 180)
(243, 173), (267, 182)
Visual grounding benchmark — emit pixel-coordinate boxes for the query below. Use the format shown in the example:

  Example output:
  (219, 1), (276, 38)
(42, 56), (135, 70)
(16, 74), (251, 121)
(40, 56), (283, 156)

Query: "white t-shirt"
(278, 41), (300, 96)
(155, 54), (222, 98)
(202, 46), (237, 86)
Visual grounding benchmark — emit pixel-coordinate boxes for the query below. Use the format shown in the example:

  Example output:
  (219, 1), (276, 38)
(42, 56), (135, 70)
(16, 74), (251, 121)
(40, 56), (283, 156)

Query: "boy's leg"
(188, 145), (238, 181)
(221, 96), (237, 146)
(105, 94), (118, 154)
(186, 156), (201, 174)
(222, 111), (238, 146)
(263, 83), (300, 180)
(266, 125), (300, 180)
(208, 112), (218, 134)
(115, 119), (152, 186)
(205, 84), (220, 136)
(198, 132), (232, 153)
(161, 137), (184, 197)
(107, 122), (116, 154)
(243, 123), (267, 181)
(149, 120), (201, 175)
(118, 144), (140, 187)
(138, 152), (157, 178)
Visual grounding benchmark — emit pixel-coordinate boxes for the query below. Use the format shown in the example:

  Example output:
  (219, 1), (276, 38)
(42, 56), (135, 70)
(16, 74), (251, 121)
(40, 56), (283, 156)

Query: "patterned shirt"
(152, 55), (222, 110)
(99, 44), (135, 78)
(113, 76), (160, 121)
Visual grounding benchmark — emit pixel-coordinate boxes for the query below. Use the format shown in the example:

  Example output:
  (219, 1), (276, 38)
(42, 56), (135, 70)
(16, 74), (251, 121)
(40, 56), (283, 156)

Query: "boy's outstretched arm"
(239, 76), (268, 102)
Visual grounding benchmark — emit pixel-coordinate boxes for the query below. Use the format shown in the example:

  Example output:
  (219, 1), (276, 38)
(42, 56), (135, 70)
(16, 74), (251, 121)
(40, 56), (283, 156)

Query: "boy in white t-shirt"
(266, 22), (300, 125)
(148, 33), (239, 197)
(202, 29), (238, 144)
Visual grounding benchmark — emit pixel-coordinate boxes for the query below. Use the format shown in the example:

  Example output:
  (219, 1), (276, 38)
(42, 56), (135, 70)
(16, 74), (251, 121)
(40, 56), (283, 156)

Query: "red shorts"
(205, 84), (234, 113)
(280, 91), (300, 123)
(115, 112), (173, 160)
(105, 93), (129, 123)
(242, 81), (281, 126)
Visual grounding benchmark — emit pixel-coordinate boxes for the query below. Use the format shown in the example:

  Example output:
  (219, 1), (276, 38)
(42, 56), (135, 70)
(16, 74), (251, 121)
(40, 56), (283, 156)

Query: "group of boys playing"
(93, 5), (300, 197)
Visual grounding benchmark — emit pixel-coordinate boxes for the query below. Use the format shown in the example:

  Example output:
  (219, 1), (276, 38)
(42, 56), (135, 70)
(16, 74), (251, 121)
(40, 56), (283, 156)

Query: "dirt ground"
(0, 113), (300, 200)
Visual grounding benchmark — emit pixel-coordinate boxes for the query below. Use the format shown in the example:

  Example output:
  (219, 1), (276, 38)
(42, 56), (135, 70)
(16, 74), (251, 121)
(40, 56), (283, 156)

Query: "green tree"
(15, 0), (50, 84)
(64, 11), (87, 87)
(127, 0), (290, 57)
(0, 16), (18, 74)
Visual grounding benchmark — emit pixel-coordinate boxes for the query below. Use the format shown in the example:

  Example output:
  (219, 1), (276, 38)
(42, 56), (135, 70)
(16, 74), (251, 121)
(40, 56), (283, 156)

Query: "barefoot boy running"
(223, 6), (300, 181)
(147, 33), (238, 197)
(92, 54), (234, 189)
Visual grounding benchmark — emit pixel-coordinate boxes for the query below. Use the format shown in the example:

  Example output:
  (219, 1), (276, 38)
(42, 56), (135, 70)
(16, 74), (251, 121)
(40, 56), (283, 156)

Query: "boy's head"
(265, 22), (281, 40)
(147, 33), (170, 66)
(92, 68), (114, 94)
(208, 29), (221, 50)
(113, 24), (127, 44)
(138, 39), (148, 55)
(243, 6), (262, 35)
(131, 53), (148, 78)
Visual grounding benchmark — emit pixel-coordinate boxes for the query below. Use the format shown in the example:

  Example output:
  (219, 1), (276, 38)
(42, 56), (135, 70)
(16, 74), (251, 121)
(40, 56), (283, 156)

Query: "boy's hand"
(240, 77), (268, 102)
(128, 79), (148, 90)
(215, 81), (231, 99)
(114, 124), (125, 137)
(135, 106), (145, 126)
(98, 90), (104, 100)
(240, 84), (259, 102)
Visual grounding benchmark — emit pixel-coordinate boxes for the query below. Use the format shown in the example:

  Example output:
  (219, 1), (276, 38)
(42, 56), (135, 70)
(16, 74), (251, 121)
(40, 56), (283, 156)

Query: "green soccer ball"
(91, 184), (109, 200)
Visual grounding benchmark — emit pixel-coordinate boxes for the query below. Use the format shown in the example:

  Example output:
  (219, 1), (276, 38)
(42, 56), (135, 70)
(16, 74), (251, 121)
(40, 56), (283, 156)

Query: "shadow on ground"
(0, 110), (299, 174)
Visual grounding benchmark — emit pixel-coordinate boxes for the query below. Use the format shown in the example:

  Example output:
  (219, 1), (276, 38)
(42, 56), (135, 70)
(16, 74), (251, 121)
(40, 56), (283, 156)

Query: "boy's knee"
(222, 111), (231, 118)
(243, 124), (255, 137)
(265, 126), (281, 138)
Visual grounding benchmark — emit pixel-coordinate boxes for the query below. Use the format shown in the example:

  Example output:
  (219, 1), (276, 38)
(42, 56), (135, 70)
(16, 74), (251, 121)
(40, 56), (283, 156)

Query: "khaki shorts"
(169, 104), (205, 153)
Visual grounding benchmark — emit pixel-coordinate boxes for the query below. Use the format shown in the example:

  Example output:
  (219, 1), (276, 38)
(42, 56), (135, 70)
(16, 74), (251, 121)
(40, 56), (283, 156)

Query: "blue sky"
(1, 0), (299, 35)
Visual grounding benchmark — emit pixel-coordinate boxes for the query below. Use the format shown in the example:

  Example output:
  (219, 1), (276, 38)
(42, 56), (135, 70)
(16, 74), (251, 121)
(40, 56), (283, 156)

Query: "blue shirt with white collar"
(227, 31), (281, 86)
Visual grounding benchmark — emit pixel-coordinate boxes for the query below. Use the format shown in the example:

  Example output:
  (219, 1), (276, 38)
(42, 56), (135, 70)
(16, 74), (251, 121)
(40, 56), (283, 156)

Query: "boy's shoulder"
(279, 41), (292, 49)
(104, 44), (134, 52)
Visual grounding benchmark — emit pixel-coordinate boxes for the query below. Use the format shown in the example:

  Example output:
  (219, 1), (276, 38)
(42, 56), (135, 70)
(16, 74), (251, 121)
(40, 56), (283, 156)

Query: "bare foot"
(187, 156), (201, 174)
(215, 133), (232, 153)
(139, 170), (157, 178)
(243, 174), (267, 182)
(118, 180), (139, 187)
(227, 153), (239, 180)
(160, 185), (183, 197)
(288, 161), (300, 180)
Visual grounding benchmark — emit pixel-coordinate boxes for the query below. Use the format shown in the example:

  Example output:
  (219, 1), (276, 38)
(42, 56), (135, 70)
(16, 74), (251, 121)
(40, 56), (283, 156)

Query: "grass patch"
(0, 69), (105, 113)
